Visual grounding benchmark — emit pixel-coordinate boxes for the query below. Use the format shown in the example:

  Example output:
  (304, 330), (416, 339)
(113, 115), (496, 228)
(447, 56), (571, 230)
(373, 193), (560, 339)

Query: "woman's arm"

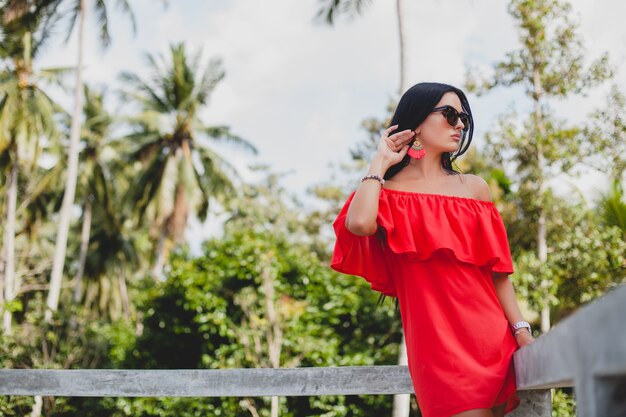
(345, 154), (389, 236)
(492, 272), (535, 347)
(492, 272), (525, 323)
(345, 126), (414, 236)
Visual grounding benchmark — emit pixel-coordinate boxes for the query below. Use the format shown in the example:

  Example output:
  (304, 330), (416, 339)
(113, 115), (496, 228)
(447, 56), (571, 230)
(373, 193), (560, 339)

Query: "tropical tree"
(46, 0), (136, 322)
(0, 0), (64, 334)
(72, 84), (113, 306)
(582, 85), (626, 183)
(583, 85), (626, 240)
(119, 42), (257, 278)
(67, 84), (140, 321)
(466, 0), (613, 332)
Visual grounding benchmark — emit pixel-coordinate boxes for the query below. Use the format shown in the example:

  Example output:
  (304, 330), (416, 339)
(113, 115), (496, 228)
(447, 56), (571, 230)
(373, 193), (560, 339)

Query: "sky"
(37, 0), (626, 243)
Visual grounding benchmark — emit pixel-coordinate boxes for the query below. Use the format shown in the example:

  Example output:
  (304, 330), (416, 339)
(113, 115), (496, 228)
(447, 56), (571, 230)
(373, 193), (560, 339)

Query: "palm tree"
(71, 84), (114, 305)
(0, 0), (64, 334)
(46, 0), (136, 321)
(79, 182), (139, 321)
(120, 43), (257, 278)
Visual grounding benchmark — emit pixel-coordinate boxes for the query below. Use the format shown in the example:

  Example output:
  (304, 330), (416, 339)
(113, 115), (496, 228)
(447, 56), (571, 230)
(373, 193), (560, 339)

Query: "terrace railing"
(2, 284), (625, 417)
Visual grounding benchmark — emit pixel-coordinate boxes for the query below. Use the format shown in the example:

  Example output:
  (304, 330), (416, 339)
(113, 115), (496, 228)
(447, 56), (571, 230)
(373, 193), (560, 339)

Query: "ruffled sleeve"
(331, 192), (398, 297)
(330, 189), (514, 297)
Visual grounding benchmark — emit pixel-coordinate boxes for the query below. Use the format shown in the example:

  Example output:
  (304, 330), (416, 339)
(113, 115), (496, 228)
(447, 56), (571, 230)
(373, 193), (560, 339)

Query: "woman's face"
(416, 92), (466, 154)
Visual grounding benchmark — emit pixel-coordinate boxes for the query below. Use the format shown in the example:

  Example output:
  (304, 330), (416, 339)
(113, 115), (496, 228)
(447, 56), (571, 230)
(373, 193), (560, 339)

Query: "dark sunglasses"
(431, 105), (470, 131)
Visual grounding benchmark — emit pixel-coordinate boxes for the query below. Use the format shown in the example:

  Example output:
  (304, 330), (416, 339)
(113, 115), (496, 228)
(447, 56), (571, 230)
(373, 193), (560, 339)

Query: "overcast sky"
(38, 0), (626, 242)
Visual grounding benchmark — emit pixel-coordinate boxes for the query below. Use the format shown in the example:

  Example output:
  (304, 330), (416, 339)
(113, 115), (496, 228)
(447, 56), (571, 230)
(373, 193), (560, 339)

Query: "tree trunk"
(152, 173), (188, 279)
(46, 0), (85, 321)
(396, 0), (408, 95)
(29, 395), (42, 417)
(73, 197), (92, 304)
(262, 252), (282, 417)
(118, 270), (130, 322)
(533, 69), (550, 333)
(394, 0), (411, 415)
(2, 160), (18, 334)
(151, 226), (168, 280)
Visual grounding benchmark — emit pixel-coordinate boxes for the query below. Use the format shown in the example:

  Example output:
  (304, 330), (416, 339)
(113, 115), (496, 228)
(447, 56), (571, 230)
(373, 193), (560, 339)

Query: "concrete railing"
(1, 284), (625, 417)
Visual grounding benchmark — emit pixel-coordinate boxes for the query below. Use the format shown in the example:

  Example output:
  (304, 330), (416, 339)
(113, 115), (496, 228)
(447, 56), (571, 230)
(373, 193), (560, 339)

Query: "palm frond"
(119, 70), (170, 112)
(203, 125), (257, 154)
(125, 150), (169, 223)
(195, 145), (241, 191)
(315, 0), (372, 25)
(115, 0), (136, 35)
(37, 65), (75, 89)
(94, 0), (112, 48)
(62, 0), (81, 44)
(195, 57), (224, 104)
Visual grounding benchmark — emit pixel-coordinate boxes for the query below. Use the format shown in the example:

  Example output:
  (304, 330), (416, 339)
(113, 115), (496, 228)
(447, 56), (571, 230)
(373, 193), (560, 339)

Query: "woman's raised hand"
(376, 125), (415, 166)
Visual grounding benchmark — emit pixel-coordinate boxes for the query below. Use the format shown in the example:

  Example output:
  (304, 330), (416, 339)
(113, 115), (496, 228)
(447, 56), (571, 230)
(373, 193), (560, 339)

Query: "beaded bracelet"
(361, 174), (385, 186)
(514, 329), (532, 336)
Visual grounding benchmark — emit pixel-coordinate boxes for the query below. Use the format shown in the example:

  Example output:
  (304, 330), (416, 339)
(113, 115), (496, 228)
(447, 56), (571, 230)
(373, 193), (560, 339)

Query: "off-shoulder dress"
(331, 188), (521, 417)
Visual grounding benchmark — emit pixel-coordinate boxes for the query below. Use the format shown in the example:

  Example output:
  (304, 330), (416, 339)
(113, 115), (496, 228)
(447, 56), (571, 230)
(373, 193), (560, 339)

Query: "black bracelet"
(361, 174), (385, 186)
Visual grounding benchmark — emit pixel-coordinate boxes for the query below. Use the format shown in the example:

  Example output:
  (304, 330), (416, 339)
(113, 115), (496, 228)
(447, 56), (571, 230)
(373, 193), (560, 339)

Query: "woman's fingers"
(389, 129), (415, 143)
(383, 125), (399, 138)
(387, 130), (415, 148)
(379, 127), (415, 161)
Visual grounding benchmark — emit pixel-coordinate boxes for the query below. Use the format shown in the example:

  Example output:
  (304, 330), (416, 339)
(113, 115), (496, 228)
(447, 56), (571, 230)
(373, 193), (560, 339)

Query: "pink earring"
(407, 135), (425, 159)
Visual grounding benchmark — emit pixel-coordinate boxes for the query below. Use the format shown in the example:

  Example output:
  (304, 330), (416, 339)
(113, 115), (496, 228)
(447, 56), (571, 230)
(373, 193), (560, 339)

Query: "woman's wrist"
(369, 153), (393, 176)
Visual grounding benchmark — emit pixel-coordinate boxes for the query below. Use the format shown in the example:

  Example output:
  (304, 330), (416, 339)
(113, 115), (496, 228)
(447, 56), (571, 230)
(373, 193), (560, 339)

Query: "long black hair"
(384, 82), (474, 180)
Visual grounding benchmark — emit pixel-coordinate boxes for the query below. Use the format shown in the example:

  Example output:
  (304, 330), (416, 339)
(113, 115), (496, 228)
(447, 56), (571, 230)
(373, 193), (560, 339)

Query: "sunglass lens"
(438, 106), (470, 130)
(443, 108), (458, 126)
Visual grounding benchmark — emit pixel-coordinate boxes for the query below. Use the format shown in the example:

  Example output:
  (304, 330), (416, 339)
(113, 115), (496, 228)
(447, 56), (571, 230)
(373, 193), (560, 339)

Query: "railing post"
(509, 390), (551, 417)
(576, 374), (626, 417)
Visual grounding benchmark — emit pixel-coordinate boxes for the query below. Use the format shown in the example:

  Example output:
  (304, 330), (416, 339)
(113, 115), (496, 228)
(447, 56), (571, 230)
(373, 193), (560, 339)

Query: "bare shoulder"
(461, 174), (492, 202)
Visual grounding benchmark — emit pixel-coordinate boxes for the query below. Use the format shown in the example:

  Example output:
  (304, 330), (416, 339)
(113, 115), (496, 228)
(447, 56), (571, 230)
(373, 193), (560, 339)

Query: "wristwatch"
(511, 321), (531, 334)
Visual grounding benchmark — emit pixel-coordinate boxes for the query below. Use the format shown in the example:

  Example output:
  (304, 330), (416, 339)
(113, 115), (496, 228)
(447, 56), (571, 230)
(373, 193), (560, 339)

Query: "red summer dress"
(331, 188), (521, 417)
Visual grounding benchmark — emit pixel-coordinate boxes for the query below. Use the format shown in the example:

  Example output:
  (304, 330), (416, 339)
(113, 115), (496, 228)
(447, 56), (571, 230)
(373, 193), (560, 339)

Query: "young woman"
(331, 82), (535, 417)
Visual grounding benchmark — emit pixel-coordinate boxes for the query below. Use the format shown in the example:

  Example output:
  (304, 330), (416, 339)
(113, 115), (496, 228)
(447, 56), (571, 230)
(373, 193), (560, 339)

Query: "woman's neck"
(401, 153), (450, 180)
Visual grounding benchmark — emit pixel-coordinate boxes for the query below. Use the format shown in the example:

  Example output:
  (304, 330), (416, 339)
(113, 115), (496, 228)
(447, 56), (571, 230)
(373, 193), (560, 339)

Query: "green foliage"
(468, 0), (612, 97)
(597, 179), (626, 240)
(551, 388), (576, 417)
(583, 85), (626, 181)
(0, 291), (136, 415)
(512, 194), (626, 320)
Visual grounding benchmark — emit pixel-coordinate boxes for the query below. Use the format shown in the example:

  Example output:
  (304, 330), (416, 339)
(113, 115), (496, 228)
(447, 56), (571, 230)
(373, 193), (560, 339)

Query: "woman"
(331, 82), (535, 417)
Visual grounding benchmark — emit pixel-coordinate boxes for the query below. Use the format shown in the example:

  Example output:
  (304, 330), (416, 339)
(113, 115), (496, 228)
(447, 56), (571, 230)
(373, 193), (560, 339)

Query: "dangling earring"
(407, 133), (425, 159)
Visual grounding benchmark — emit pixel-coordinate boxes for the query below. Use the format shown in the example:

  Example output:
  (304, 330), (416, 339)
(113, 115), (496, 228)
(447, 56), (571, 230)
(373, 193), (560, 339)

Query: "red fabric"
(331, 188), (521, 417)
